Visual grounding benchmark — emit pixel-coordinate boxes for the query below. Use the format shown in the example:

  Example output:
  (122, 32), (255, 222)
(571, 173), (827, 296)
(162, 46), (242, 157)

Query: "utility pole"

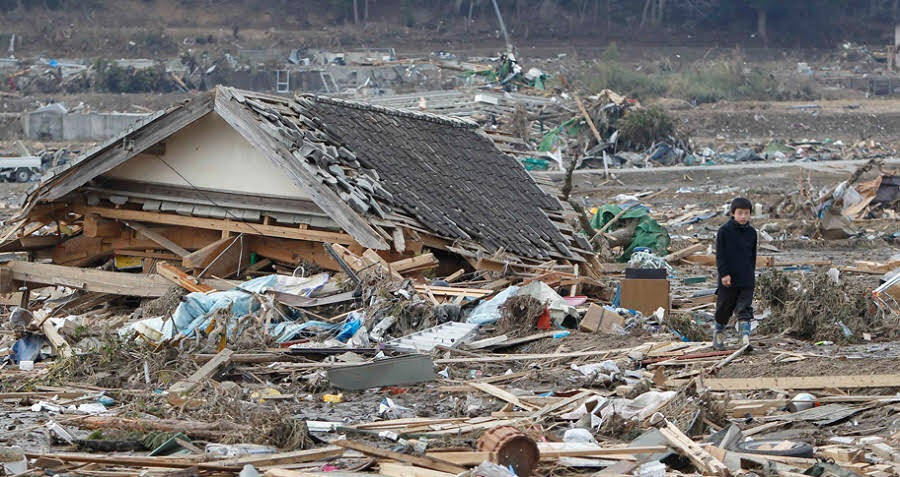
(490, 0), (513, 54)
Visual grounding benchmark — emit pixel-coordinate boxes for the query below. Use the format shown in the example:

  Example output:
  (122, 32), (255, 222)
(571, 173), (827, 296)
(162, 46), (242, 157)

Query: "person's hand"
(722, 275), (732, 287)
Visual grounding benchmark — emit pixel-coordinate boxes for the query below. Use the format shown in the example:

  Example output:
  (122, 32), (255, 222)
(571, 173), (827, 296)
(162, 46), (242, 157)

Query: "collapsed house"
(0, 86), (599, 298)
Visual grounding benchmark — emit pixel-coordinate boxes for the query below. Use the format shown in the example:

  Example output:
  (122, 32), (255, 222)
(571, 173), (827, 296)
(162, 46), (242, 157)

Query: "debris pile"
(1, 86), (900, 477)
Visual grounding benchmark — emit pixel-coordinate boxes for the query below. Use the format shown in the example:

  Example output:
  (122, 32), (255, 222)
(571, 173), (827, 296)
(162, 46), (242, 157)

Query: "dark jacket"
(715, 218), (757, 288)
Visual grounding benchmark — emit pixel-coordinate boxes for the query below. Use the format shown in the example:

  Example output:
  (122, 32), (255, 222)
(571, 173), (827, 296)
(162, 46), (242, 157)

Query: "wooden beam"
(248, 236), (340, 271)
(1, 260), (171, 297)
(156, 262), (215, 293)
(213, 446), (343, 468)
(379, 462), (452, 477)
(195, 235), (249, 279)
(660, 420), (728, 476)
(390, 253), (438, 275)
(22, 452), (236, 471)
(123, 221), (190, 257)
(83, 213), (123, 238)
(332, 440), (466, 474)
(413, 285), (492, 298)
(392, 227), (406, 253)
(169, 348), (234, 395)
(74, 205), (356, 245)
(214, 89), (388, 250)
(183, 236), (235, 269)
(468, 382), (539, 411)
(663, 243), (706, 262)
(703, 374), (900, 391)
(40, 312), (74, 358)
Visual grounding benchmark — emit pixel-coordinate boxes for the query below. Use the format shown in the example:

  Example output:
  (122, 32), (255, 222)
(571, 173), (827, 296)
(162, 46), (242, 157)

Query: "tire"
(734, 439), (814, 458)
(14, 168), (31, 183)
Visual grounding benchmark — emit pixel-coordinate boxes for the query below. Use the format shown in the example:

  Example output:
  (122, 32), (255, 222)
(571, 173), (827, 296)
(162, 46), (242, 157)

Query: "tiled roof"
(296, 95), (572, 259)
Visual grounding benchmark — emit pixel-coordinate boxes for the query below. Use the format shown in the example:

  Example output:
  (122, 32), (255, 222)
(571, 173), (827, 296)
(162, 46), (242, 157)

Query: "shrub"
(616, 107), (675, 150)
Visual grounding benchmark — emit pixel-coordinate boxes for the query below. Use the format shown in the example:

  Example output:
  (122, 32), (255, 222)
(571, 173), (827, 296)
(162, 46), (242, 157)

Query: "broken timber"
(0, 260), (171, 297)
(74, 205), (357, 245)
(333, 439), (467, 474)
(168, 348), (234, 395)
(702, 374), (900, 391)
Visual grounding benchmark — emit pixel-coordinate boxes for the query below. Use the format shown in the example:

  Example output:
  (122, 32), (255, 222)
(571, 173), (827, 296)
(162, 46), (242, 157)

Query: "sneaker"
(713, 323), (726, 350)
(739, 320), (751, 346)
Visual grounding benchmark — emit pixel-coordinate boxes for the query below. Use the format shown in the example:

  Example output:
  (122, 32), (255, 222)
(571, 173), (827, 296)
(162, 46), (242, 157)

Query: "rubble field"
(0, 35), (898, 477)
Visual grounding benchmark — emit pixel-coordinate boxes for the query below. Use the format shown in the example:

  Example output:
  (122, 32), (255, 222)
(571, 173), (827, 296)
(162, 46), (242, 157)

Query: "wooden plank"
(114, 249), (182, 261)
(468, 382), (539, 411)
(332, 440), (466, 474)
(83, 214), (122, 238)
(425, 451), (490, 466)
(22, 452), (236, 471)
(389, 253), (438, 274)
(703, 374), (900, 391)
(413, 285), (492, 297)
(537, 445), (669, 458)
(683, 254), (775, 267)
(362, 249), (403, 281)
(183, 236), (240, 268)
(663, 243), (706, 262)
(156, 262), (215, 293)
(531, 390), (592, 419)
(445, 268), (465, 282)
(169, 348), (234, 395)
(391, 227), (406, 254)
(41, 312), (74, 358)
(214, 88), (388, 250)
(249, 236), (340, 271)
(379, 462), (453, 477)
(1, 260), (171, 297)
(660, 420), (728, 476)
(44, 94), (215, 201)
(214, 446), (343, 467)
(74, 205), (356, 245)
(123, 221), (190, 257)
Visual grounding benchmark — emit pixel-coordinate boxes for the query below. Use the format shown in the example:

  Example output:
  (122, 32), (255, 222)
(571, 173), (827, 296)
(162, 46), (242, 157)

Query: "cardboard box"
(620, 278), (670, 318)
(580, 304), (626, 334)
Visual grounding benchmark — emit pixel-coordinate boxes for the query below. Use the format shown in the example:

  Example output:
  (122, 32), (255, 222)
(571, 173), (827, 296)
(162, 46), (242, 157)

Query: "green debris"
(590, 204), (671, 261)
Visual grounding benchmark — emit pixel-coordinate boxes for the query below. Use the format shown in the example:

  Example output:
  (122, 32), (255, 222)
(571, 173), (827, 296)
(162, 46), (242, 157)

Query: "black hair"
(730, 197), (752, 214)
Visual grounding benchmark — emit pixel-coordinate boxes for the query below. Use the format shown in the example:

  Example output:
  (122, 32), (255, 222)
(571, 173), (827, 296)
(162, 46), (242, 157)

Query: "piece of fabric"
(714, 286), (754, 325)
(715, 218), (758, 288)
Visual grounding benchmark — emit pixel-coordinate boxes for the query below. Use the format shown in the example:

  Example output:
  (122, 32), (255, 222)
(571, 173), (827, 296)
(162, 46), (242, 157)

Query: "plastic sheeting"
(171, 273), (329, 339)
(591, 204), (670, 261)
(121, 273), (330, 343)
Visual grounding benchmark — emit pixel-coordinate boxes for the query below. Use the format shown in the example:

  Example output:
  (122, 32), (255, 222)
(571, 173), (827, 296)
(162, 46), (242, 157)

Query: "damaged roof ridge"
(299, 93), (480, 129)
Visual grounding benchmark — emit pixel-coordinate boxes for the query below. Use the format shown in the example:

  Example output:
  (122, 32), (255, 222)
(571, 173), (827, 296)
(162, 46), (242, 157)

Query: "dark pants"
(715, 286), (754, 326)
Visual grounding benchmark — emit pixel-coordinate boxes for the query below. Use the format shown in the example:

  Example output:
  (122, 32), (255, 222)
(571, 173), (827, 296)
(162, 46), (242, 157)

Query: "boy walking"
(714, 197), (757, 349)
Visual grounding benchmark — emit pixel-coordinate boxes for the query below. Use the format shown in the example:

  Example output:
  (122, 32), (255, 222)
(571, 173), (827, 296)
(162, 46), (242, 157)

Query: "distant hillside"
(0, 0), (896, 59)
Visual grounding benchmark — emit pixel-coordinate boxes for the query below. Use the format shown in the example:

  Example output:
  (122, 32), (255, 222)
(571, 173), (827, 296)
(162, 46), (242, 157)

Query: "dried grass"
(756, 269), (877, 342)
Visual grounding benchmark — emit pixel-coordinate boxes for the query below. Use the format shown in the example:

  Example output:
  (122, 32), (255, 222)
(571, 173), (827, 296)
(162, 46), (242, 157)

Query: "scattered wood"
(123, 221), (190, 257)
(663, 242), (706, 263)
(21, 452), (238, 471)
(659, 420), (729, 476)
(682, 254), (775, 267)
(389, 253), (438, 275)
(213, 446), (343, 468)
(156, 262), (215, 293)
(332, 440), (467, 474)
(168, 348), (234, 395)
(0, 260), (172, 297)
(468, 382), (540, 411)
